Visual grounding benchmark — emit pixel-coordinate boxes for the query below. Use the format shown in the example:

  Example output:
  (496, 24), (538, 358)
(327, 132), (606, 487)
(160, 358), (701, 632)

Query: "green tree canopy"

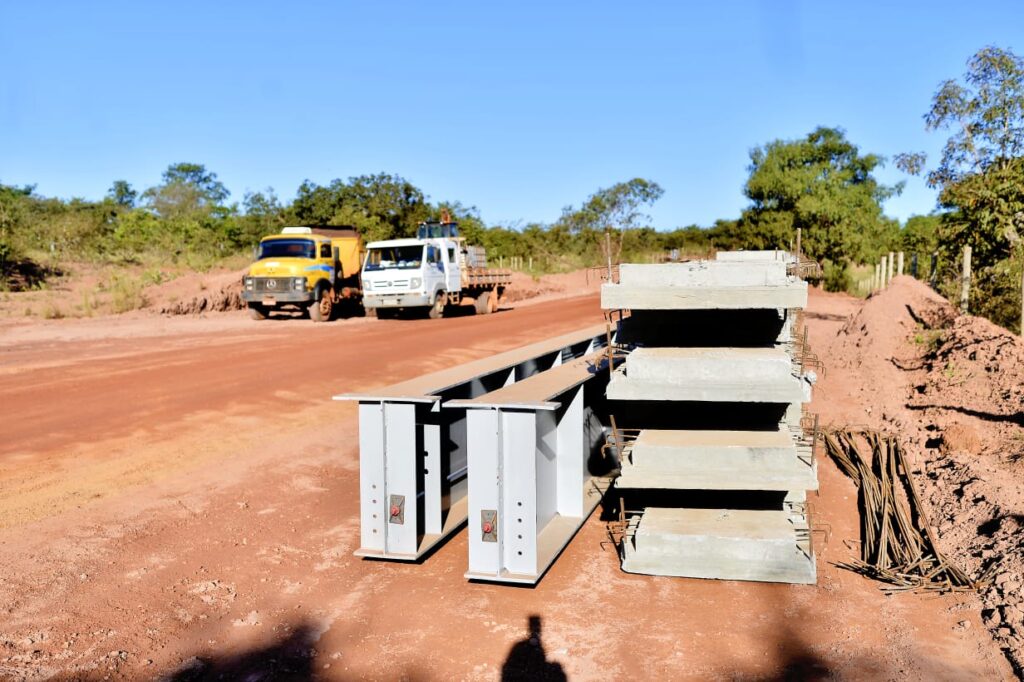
(106, 180), (137, 208)
(897, 46), (1024, 263)
(556, 178), (664, 234)
(142, 163), (230, 218)
(741, 126), (901, 266)
(289, 173), (430, 241)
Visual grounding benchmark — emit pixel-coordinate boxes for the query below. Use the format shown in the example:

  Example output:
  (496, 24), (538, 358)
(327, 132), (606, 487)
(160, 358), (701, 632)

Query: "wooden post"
(911, 253), (919, 278)
(874, 263), (881, 291)
(960, 245), (972, 313)
(887, 251), (895, 285)
(795, 227), (802, 263)
(500, 256), (504, 268)
(880, 255), (888, 288)
(605, 229), (613, 283)
(528, 256), (533, 270)
(897, 252), (904, 277)
(930, 252), (938, 287)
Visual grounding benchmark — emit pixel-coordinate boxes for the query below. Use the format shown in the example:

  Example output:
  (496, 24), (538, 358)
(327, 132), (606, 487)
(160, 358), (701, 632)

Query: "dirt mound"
(826, 275), (1024, 673)
(503, 269), (597, 303)
(146, 269), (247, 315)
(916, 315), (1024, 424)
(834, 275), (954, 368)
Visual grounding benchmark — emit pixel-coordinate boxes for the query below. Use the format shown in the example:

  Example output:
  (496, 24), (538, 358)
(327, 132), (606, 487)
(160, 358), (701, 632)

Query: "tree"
(143, 163), (229, 217)
(289, 173), (430, 240)
(556, 179), (664, 234)
(896, 46), (1024, 331)
(107, 180), (137, 208)
(741, 127), (901, 278)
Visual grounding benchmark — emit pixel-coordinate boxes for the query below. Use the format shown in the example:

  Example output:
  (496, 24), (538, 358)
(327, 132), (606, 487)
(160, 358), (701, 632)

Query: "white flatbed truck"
(361, 220), (512, 319)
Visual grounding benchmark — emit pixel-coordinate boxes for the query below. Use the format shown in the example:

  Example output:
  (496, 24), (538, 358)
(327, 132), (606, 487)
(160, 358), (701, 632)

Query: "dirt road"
(0, 292), (1014, 680)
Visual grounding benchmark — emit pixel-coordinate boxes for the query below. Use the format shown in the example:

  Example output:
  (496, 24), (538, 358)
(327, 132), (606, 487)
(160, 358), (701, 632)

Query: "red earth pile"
(829, 275), (1024, 673)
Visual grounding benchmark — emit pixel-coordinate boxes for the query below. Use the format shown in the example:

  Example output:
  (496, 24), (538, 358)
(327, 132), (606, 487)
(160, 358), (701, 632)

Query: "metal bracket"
(481, 509), (498, 542)
(388, 495), (405, 525)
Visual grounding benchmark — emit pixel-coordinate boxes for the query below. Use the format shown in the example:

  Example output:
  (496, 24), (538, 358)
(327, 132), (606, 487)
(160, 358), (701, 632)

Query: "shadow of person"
(501, 615), (567, 682)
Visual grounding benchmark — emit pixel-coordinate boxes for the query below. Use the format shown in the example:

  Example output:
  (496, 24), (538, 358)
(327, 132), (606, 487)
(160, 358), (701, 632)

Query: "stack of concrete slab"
(602, 252), (818, 585)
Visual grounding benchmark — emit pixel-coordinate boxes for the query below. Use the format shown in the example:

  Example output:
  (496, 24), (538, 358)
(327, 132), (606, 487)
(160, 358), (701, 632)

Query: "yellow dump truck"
(242, 226), (364, 321)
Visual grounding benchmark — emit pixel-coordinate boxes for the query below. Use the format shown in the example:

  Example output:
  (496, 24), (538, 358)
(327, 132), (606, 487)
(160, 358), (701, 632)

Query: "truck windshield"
(257, 239), (315, 260)
(365, 245), (424, 271)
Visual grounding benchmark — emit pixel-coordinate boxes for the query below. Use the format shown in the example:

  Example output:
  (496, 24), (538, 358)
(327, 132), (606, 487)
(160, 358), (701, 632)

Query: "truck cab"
(361, 237), (462, 318)
(242, 226), (363, 321)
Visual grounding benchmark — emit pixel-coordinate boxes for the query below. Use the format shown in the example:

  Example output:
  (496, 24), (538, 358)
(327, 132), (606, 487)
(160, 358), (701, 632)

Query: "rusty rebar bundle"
(824, 429), (986, 594)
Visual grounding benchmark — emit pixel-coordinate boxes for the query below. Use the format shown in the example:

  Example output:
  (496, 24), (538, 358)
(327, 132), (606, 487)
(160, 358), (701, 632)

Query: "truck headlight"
(410, 277), (422, 289)
(363, 280), (372, 291)
(293, 277), (306, 290)
(244, 277), (254, 290)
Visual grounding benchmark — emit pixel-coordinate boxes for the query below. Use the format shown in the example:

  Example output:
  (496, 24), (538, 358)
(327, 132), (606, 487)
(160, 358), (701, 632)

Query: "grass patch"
(107, 273), (148, 313)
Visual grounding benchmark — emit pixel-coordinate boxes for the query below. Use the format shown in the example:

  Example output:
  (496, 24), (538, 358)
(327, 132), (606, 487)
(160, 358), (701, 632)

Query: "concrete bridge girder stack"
(602, 252), (818, 584)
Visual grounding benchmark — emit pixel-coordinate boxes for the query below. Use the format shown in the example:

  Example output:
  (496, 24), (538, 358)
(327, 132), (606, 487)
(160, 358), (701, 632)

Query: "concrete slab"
(602, 282), (807, 311)
(619, 261), (790, 287)
(715, 250), (793, 262)
(606, 347), (812, 403)
(621, 506), (815, 584)
(616, 429), (817, 491)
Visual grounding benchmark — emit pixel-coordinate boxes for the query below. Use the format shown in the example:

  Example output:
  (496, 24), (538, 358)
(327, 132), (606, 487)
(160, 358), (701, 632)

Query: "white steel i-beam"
(448, 354), (612, 584)
(336, 325), (609, 561)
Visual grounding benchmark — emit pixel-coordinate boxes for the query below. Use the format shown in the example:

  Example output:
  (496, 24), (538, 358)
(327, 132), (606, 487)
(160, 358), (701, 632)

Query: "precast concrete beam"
(602, 260), (806, 311)
(715, 250), (794, 263)
(448, 354), (612, 584)
(619, 261), (790, 287)
(615, 429), (818, 492)
(606, 347), (813, 404)
(621, 505), (815, 584)
(602, 283), (807, 311)
(336, 324), (609, 562)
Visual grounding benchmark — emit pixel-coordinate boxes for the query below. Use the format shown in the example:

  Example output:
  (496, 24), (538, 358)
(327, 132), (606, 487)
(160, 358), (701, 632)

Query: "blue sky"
(2, 1), (1022, 230)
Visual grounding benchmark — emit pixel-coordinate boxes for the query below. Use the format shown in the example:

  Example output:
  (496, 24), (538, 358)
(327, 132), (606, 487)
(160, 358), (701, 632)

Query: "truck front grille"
(253, 277), (294, 293)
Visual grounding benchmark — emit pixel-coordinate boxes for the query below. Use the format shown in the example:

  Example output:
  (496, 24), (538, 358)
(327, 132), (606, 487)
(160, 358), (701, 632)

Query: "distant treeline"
(1, 45), (1021, 332)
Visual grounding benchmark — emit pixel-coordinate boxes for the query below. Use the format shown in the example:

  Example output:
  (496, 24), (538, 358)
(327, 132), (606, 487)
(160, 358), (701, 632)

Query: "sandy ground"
(0, 281), (1020, 680)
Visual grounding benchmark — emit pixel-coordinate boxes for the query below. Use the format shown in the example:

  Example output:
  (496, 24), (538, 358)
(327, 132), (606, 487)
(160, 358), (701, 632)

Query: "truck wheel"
(428, 292), (447, 319)
(309, 289), (333, 322)
(249, 304), (269, 320)
(474, 291), (492, 315)
(376, 308), (396, 320)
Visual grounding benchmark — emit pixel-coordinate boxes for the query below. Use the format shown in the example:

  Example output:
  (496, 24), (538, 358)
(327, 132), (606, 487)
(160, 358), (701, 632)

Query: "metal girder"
(336, 325), (609, 562)
(450, 355), (612, 584)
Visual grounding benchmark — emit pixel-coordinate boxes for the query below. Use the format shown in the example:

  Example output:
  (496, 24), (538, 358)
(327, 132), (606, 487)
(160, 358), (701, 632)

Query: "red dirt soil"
(0, 282), (1019, 680)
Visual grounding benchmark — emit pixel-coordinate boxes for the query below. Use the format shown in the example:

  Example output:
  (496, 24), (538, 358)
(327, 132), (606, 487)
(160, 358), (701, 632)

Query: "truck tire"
(427, 291), (447, 319)
(376, 308), (396, 320)
(474, 291), (492, 315)
(309, 288), (333, 322)
(249, 304), (269, 320)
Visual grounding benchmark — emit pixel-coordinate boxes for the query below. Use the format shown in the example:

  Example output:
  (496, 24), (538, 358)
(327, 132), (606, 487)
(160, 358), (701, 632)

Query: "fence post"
(930, 252), (938, 287)
(529, 256), (533, 270)
(874, 263), (881, 292)
(880, 255), (888, 288)
(911, 253), (918, 278)
(887, 251), (895, 284)
(796, 227), (802, 263)
(897, 252), (904, 277)
(960, 245), (972, 313)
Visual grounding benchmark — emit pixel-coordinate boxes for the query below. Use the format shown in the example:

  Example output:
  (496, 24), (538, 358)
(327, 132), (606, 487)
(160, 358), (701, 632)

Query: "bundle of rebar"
(823, 429), (985, 593)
